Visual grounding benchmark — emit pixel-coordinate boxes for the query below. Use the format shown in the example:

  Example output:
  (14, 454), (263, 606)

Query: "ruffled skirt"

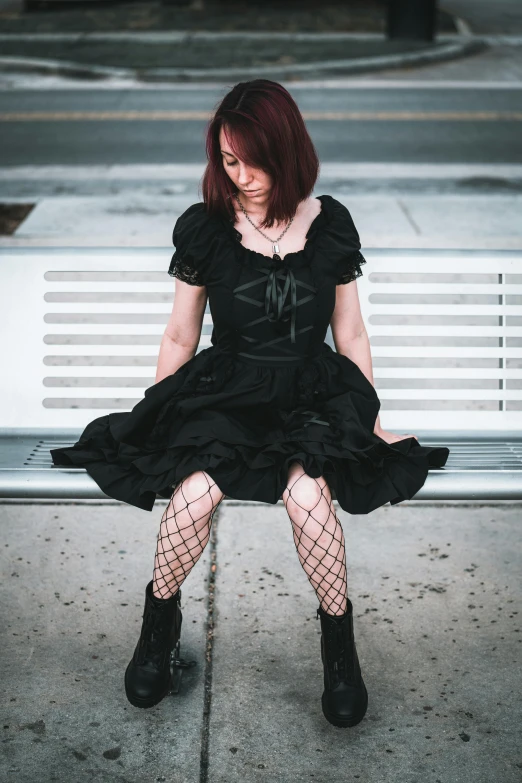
(50, 343), (449, 513)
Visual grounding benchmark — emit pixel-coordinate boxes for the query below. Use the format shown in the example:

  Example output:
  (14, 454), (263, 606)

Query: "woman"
(50, 79), (449, 729)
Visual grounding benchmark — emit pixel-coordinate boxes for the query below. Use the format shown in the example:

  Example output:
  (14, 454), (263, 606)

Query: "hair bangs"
(221, 115), (272, 176)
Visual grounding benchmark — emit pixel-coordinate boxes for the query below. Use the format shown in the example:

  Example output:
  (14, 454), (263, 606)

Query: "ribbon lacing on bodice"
(232, 255), (317, 361)
(264, 257), (298, 343)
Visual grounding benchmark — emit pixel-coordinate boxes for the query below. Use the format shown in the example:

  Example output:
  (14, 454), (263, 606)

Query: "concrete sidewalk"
(1, 498), (520, 782)
(3, 190), (522, 250)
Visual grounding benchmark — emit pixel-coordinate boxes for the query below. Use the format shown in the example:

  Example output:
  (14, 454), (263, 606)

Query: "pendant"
(273, 243), (280, 254)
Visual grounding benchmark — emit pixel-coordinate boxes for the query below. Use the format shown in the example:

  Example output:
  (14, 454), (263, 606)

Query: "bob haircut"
(201, 79), (320, 230)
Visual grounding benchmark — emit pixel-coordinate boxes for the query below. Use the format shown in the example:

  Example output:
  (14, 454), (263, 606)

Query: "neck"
(237, 191), (269, 219)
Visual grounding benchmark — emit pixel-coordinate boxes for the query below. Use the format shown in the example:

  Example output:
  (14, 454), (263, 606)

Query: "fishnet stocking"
(282, 462), (348, 617)
(152, 471), (225, 599)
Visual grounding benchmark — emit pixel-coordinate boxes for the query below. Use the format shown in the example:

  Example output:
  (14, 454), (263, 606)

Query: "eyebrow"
(220, 150), (236, 157)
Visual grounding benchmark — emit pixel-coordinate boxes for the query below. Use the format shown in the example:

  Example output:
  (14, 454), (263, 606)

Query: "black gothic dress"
(50, 195), (449, 513)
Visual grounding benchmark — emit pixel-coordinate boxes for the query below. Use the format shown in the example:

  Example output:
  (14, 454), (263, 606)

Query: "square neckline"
(232, 194), (327, 263)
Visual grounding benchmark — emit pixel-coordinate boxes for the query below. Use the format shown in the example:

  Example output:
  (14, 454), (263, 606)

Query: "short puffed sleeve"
(332, 200), (367, 285)
(168, 204), (206, 287)
(168, 254), (205, 286)
(337, 247), (367, 285)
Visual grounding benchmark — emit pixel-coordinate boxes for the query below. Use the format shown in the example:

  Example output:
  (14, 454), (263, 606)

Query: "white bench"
(1, 247), (521, 502)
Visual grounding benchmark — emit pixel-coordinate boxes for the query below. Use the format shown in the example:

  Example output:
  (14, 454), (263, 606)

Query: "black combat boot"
(317, 598), (368, 728)
(124, 579), (195, 708)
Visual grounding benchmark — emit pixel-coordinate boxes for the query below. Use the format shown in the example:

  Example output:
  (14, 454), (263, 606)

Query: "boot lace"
(136, 609), (171, 665)
(317, 609), (355, 684)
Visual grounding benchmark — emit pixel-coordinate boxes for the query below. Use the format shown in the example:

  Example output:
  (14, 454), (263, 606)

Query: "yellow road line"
(0, 110), (522, 121)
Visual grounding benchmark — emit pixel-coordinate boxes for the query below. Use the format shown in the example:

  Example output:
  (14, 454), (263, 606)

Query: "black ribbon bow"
(256, 255), (298, 343)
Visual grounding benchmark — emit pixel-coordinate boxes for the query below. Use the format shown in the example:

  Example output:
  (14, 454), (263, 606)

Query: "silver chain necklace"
(235, 192), (294, 257)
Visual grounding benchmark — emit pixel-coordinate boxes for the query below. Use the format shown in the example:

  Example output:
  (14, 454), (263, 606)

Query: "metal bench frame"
(1, 247), (521, 502)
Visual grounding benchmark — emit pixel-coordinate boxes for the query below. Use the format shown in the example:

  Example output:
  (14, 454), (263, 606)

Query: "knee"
(283, 472), (324, 524)
(173, 470), (224, 518)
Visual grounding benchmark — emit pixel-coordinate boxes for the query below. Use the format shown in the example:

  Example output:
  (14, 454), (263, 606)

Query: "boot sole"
(321, 682), (368, 728)
(124, 660), (173, 709)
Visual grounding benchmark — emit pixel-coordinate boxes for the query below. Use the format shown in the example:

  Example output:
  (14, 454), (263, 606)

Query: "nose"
(237, 162), (254, 186)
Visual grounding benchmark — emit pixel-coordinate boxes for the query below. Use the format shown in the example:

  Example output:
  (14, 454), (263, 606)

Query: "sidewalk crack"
(199, 502), (221, 783)
(397, 197), (422, 236)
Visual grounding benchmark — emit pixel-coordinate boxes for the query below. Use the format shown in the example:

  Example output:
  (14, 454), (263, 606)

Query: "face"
(219, 125), (272, 203)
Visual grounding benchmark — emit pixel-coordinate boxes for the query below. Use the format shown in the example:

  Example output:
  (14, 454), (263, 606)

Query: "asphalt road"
(1, 84), (521, 167)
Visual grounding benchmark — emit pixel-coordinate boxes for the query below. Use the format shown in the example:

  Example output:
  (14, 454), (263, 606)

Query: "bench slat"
(1, 468), (520, 502)
(1, 248), (521, 503)
(0, 434), (520, 502)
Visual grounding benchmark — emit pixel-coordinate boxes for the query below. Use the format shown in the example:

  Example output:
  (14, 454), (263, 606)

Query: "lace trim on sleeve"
(168, 252), (205, 287)
(338, 249), (367, 285)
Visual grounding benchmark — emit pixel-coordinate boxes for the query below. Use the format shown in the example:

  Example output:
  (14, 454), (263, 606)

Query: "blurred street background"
(0, 0), (521, 247)
(1, 3), (521, 783)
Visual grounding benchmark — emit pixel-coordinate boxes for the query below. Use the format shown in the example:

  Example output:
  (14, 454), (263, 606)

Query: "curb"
(0, 37), (487, 83)
(0, 56), (129, 80)
(0, 31), (463, 42)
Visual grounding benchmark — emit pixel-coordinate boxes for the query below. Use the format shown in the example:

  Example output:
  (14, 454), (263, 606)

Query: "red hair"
(201, 79), (320, 230)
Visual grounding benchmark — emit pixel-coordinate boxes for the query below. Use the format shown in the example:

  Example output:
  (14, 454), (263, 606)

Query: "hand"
(374, 427), (418, 445)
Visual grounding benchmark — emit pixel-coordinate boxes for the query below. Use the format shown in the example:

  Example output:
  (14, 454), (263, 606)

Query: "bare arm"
(155, 279), (208, 384)
(330, 281), (418, 442)
(330, 280), (384, 431)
